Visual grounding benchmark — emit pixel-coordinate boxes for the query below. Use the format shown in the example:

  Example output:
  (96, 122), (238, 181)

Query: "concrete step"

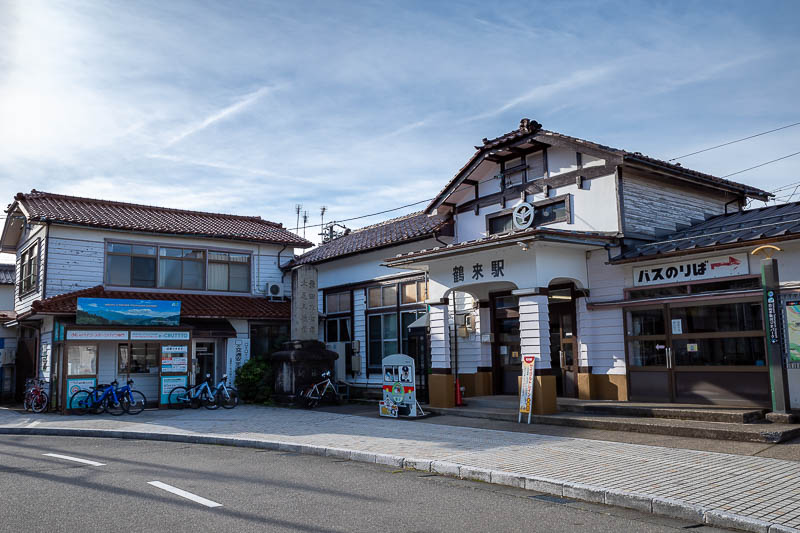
(425, 406), (800, 443)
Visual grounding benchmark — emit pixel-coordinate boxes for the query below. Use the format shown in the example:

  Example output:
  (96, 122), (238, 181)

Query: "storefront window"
(368, 313), (398, 367)
(673, 337), (766, 366)
(670, 302), (762, 333)
(67, 345), (97, 375)
(628, 308), (665, 336)
(628, 339), (667, 366)
(119, 343), (159, 374)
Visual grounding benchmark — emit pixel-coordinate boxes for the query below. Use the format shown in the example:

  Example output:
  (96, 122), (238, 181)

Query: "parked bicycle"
(296, 371), (339, 408)
(70, 380), (125, 416)
(211, 374), (238, 409)
(115, 379), (148, 415)
(167, 374), (218, 410)
(23, 378), (49, 414)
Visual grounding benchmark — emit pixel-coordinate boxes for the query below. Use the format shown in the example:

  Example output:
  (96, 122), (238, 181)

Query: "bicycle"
(23, 378), (49, 414)
(70, 380), (125, 416)
(168, 374), (218, 410)
(296, 371), (339, 408)
(211, 374), (238, 410)
(115, 379), (148, 415)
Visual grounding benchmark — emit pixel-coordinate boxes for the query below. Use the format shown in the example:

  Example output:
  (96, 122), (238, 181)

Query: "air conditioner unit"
(266, 283), (284, 299)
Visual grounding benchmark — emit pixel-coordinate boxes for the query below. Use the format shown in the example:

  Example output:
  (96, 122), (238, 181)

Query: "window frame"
(325, 291), (352, 314)
(106, 242), (157, 288)
(484, 194), (571, 236)
(118, 342), (160, 375)
(367, 312), (399, 368)
(66, 343), (99, 376)
(104, 239), (253, 293)
(18, 240), (39, 297)
(207, 250), (251, 293)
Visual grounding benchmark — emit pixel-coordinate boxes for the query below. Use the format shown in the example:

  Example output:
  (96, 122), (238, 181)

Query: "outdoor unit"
(266, 282), (284, 299)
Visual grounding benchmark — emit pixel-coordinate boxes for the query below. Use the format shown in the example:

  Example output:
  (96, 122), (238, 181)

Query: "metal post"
(761, 258), (791, 413)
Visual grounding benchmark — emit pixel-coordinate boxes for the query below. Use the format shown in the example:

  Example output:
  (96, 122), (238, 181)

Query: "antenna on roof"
(295, 204), (302, 235)
(320, 206), (327, 240)
(302, 210), (309, 238)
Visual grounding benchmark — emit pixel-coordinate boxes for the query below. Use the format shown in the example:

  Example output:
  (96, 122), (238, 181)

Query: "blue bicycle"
(115, 379), (148, 415)
(168, 374), (218, 410)
(70, 380), (125, 416)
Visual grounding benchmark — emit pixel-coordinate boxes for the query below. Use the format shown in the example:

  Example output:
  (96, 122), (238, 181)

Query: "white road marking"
(43, 453), (106, 466)
(147, 481), (222, 508)
(26, 420), (40, 428)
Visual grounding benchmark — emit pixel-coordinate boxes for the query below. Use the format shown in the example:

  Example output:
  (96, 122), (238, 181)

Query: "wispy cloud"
(164, 85), (273, 147)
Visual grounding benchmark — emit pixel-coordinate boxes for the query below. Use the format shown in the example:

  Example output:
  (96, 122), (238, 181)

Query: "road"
(0, 436), (733, 533)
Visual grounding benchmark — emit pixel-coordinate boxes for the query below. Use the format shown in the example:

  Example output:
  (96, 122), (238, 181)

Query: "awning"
(182, 319), (237, 338)
(407, 313), (429, 334)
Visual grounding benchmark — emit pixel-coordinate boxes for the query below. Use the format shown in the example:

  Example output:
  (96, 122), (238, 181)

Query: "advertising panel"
(66, 330), (128, 341)
(226, 339), (251, 386)
(161, 345), (188, 373)
(380, 354), (422, 417)
(633, 253), (749, 287)
(77, 298), (181, 327)
(131, 331), (190, 341)
(518, 355), (535, 423)
(160, 375), (187, 404)
(66, 378), (96, 408)
(787, 301), (800, 363)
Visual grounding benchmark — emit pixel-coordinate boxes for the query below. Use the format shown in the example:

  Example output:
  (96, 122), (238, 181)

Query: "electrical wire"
(721, 150), (800, 178)
(286, 197), (434, 231)
(668, 121), (800, 161)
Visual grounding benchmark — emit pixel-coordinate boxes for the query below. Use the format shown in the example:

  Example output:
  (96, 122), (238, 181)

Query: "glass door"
(625, 307), (673, 402)
(491, 293), (521, 395)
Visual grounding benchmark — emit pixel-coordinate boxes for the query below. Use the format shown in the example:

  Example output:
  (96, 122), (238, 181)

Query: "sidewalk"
(2, 405), (798, 533)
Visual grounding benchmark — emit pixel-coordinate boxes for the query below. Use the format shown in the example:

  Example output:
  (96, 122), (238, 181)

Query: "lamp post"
(752, 245), (791, 413)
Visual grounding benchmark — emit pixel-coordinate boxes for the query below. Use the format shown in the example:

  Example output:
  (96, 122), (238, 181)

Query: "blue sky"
(1, 0), (799, 246)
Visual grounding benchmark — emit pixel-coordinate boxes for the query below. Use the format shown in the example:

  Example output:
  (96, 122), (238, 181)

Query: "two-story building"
(1, 191), (311, 410)
(296, 119), (799, 412)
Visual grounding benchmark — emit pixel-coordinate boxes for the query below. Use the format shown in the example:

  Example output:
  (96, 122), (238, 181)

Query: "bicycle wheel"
(202, 390), (219, 410)
(105, 395), (125, 416)
(69, 390), (91, 415)
(295, 387), (310, 408)
(322, 386), (339, 406)
(23, 391), (32, 411)
(168, 387), (189, 410)
(217, 388), (238, 409)
(31, 392), (49, 413)
(123, 390), (146, 415)
(90, 392), (106, 414)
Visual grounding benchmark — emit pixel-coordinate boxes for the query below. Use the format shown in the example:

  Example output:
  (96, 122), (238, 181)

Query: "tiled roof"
(291, 211), (451, 266)
(26, 286), (291, 320)
(10, 190), (312, 248)
(425, 119), (770, 214)
(386, 227), (616, 265)
(614, 201), (800, 262)
(0, 264), (13, 285)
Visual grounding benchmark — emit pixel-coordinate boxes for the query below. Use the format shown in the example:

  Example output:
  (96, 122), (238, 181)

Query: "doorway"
(548, 284), (578, 397)
(490, 293), (521, 395)
(194, 341), (215, 385)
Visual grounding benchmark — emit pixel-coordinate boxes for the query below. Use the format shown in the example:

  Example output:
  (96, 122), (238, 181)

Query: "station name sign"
(633, 253), (749, 287)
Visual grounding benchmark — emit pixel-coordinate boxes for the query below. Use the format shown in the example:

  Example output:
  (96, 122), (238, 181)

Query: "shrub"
(235, 357), (273, 404)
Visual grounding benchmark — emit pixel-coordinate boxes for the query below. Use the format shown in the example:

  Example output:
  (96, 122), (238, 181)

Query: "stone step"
(557, 402), (768, 424)
(425, 406), (800, 443)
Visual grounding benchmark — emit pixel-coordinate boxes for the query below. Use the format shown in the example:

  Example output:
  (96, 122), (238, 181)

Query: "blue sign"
(77, 298), (181, 327)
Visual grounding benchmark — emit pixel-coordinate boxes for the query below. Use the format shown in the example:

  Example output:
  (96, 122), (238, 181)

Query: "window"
(67, 345), (97, 375)
(368, 285), (397, 308)
(368, 313), (398, 367)
(326, 291), (351, 314)
(208, 251), (250, 292)
(401, 281), (427, 304)
(326, 317), (352, 343)
(532, 199), (568, 226)
(401, 310), (425, 353)
(250, 323), (290, 358)
(106, 243), (157, 287)
(19, 242), (39, 295)
(488, 213), (513, 235)
(118, 343), (159, 374)
(159, 247), (205, 289)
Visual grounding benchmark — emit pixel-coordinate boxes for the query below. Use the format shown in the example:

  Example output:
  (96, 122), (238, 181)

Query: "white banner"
(225, 339), (251, 386)
(67, 330), (128, 340)
(633, 253), (749, 287)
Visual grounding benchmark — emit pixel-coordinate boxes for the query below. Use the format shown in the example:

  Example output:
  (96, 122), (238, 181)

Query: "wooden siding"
(46, 237), (105, 298)
(450, 291), (481, 374)
(15, 224), (47, 316)
(621, 173), (728, 238)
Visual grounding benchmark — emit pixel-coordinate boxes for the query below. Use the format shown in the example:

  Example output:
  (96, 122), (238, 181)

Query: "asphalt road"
(0, 436), (734, 533)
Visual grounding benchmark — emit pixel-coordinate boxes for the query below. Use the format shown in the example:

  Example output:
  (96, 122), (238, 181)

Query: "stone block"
(524, 477), (563, 496)
(704, 510), (771, 533)
(403, 457), (432, 472)
(349, 450), (377, 463)
(459, 466), (491, 483)
(491, 470), (526, 488)
(604, 489), (653, 513)
(562, 482), (605, 504)
(374, 453), (404, 467)
(431, 461), (460, 476)
(652, 497), (705, 522)
(324, 447), (351, 460)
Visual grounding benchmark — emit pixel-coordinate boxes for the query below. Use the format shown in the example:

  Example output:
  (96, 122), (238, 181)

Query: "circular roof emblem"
(513, 202), (534, 230)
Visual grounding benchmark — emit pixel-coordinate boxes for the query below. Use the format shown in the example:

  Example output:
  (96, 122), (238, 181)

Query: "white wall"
(0, 284), (13, 311)
(14, 223), (47, 316)
(547, 146), (578, 176)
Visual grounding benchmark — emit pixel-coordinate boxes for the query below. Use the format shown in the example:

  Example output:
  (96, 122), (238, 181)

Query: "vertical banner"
(518, 356), (535, 424)
(226, 339), (251, 386)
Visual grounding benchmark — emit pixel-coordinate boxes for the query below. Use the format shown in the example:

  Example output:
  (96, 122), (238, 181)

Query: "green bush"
(235, 357), (273, 404)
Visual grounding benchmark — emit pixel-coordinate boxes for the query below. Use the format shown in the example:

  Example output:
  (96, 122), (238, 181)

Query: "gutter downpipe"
(277, 245), (289, 284)
(433, 231), (448, 247)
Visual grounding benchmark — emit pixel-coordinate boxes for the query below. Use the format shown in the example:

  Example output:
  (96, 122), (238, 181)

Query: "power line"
(721, 150), (800, 178)
(286, 197), (433, 232)
(668, 121), (800, 161)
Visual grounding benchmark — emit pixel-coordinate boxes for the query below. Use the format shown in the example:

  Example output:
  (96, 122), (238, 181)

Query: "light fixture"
(517, 241), (529, 251)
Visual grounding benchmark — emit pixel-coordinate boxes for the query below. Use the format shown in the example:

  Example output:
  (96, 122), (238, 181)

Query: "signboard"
(380, 354), (421, 417)
(66, 378), (96, 408)
(66, 330), (128, 341)
(633, 253), (749, 287)
(291, 265), (319, 341)
(77, 298), (181, 326)
(226, 339), (251, 386)
(160, 375), (187, 404)
(518, 355), (535, 423)
(766, 290), (780, 345)
(161, 345), (188, 373)
(787, 302), (800, 363)
(131, 331), (190, 341)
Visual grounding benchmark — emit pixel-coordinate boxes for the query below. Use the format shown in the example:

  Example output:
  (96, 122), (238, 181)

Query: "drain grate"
(529, 494), (571, 505)
(682, 525), (705, 529)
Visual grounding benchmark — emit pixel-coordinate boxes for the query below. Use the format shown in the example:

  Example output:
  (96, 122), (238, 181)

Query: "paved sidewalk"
(2, 405), (798, 532)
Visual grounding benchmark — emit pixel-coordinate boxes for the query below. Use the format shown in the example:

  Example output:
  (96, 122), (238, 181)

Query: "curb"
(2, 426), (797, 533)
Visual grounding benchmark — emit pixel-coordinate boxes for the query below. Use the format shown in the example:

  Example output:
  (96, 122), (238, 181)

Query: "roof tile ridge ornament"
(19, 189), (279, 226)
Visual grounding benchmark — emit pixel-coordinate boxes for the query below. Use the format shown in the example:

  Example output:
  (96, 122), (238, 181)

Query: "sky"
(1, 0), (799, 256)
